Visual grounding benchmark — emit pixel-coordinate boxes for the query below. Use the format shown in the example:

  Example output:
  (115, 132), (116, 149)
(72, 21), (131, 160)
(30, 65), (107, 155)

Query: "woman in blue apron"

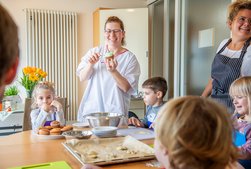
(210, 37), (251, 113)
(202, 1), (251, 113)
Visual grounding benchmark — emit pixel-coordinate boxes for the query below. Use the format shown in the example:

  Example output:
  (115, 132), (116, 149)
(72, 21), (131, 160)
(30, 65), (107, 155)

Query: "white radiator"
(25, 9), (78, 121)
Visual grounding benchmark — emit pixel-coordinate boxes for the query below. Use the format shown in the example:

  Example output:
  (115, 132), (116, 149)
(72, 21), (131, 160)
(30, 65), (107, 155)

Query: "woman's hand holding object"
(88, 53), (100, 65)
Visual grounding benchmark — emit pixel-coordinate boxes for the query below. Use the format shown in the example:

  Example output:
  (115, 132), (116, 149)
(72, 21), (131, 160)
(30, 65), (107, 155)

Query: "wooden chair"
(22, 97), (67, 131)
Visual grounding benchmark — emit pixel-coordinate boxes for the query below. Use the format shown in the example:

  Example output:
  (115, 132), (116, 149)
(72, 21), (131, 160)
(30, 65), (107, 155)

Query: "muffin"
(50, 121), (60, 128)
(50, 128), (62, 135)
(38, 128), (50, 135)
(104, 51), (114, 61)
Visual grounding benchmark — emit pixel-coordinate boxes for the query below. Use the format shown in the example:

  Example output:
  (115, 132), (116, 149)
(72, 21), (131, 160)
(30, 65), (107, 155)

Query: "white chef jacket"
(76, 45), (141, 122)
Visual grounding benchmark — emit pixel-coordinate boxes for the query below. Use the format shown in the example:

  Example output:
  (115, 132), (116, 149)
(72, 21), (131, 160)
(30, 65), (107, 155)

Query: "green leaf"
(4, 86), (19, 96)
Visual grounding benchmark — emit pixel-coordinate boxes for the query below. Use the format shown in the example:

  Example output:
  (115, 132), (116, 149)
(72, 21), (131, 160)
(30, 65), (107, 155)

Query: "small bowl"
(92, 126), (118, 138)
(62, 130), (92, 139)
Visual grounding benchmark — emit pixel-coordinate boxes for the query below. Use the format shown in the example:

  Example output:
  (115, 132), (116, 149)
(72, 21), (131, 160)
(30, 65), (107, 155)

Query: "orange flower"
(20, 66), (47, 97)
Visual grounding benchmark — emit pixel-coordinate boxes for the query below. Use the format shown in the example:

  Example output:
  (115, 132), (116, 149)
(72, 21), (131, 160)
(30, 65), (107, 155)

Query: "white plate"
(72, 122), (89, 128)
(33, 133), (65, 140)
(92, 126), (118, 138)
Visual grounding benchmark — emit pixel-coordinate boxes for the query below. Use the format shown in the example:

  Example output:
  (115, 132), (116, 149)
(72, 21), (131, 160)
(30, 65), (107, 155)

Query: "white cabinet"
(93, 8), (148, 92)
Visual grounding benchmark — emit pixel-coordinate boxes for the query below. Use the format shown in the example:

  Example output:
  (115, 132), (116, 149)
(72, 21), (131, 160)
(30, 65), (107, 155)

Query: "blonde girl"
(230, 76), (251, 167)
(154, 96), (241, 169)
(30, 81), (65, 131)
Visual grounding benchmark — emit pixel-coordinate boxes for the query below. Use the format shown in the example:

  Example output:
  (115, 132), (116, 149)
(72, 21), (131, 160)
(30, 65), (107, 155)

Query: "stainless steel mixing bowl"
(84, 112), (122, 128)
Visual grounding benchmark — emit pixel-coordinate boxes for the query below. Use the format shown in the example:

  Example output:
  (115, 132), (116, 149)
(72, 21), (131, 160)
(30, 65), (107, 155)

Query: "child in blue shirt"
(128, 77), (167, 128)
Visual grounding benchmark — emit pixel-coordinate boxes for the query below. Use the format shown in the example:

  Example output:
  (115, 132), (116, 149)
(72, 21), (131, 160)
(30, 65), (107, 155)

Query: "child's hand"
(50, 100), (63, 112)
(81, 164), (102, 169)
(128, 117), (144, 127)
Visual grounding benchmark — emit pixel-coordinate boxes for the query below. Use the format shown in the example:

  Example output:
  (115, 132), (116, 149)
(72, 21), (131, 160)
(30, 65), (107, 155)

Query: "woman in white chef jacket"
(76, 16), (140, 122)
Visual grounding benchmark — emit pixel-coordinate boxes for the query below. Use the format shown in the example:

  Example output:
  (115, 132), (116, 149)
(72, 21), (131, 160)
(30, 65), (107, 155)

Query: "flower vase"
(26, 90), (33, 98)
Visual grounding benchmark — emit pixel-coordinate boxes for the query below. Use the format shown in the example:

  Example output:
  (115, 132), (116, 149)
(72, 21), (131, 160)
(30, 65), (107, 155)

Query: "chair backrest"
(22, 98), (32, 131)
(55, 97), (67, 118)
(22, 97), (67, 131)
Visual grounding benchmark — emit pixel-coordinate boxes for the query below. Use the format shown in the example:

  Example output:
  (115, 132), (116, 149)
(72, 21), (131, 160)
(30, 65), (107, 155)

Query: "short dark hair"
(0, 4), (19, 80)
(142, 77), (168, 98)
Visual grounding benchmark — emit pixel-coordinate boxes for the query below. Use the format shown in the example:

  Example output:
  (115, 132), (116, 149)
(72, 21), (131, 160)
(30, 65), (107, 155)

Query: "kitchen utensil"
(92, 126), (117, 138)
(62, 130), (92, 139)
(85, 112), (122, 127)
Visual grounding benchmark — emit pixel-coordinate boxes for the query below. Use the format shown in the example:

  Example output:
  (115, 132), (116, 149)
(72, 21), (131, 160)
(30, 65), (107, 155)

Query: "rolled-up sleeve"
(76, 49), (92, 77)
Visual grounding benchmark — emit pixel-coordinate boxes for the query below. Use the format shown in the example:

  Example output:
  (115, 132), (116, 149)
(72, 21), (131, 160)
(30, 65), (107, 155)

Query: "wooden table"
(0, 130), (157, 169)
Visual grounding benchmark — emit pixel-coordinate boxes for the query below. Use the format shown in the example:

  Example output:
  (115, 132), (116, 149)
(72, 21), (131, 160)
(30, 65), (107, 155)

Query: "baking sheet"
(62, 135), (155, 165)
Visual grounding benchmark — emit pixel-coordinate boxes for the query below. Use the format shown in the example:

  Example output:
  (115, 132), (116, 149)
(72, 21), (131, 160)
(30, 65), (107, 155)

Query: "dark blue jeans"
(239, 159), (251, 169)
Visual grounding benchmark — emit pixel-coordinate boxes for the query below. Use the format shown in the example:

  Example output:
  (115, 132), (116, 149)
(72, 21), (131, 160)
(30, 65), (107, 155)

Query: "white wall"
(0, 0), (147, 104)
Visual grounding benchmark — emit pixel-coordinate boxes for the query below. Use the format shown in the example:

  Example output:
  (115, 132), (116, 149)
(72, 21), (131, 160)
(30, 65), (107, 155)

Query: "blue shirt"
(141, 103), (164, 128)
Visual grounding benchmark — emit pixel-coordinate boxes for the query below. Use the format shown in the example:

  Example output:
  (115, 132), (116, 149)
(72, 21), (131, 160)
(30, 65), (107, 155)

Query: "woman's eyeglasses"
(104, 29), (123, 34)
(236, 16), (251, 25)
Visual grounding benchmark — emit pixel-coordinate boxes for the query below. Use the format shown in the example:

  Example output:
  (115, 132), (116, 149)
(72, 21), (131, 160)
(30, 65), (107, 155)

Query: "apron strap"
(217, 37), (251, 57)
(240, 37), (251, 59)
(217, 38), (232, 54)
(54, 112), (56, 121)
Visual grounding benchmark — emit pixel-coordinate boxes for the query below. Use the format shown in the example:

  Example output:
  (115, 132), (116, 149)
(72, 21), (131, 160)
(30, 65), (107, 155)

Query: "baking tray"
(62, 136), (155, 165)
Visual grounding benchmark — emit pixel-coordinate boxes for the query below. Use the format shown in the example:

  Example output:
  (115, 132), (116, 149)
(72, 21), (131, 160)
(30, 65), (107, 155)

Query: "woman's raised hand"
(88, 53), (100, 65)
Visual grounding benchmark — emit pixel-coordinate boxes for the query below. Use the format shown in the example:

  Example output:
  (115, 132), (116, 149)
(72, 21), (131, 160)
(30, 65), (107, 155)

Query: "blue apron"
(211, 38), (251, 113)
(44, 113), (56, 126)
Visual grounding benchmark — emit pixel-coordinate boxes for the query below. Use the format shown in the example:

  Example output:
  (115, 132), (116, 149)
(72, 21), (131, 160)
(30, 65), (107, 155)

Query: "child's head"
(32, 81), (55, 109)
(229, 76), (251, 118)
(154, 96), (237, 169)
(0, 4), (19, 100)
(142, 77), (167, 106)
